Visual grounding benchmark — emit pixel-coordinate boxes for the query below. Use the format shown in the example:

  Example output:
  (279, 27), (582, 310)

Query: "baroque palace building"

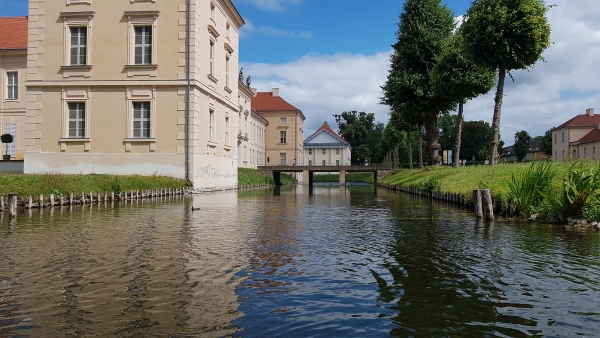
(18, 0), (245, 189)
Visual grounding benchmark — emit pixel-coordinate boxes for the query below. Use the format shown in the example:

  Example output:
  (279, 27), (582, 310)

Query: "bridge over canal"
(257, 165), (393, 186)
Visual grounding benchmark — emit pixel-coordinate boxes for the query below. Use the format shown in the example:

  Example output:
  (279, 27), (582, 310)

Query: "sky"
(2, 0), (600, 144)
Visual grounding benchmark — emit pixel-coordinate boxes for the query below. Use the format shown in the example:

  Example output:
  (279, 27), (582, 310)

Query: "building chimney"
(587, 108), (594, 116)
(272, 88), (279, 97)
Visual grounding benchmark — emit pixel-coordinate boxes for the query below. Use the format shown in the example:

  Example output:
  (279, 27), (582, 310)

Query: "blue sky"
(2, 0), (600, 143)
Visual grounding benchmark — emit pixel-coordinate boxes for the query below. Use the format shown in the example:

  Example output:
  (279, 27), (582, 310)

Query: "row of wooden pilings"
(380, 184), (495, 220)
(0, 187), (193, 218)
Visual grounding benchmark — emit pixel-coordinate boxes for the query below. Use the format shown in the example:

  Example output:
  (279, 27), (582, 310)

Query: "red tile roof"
(304, 121), (348, 144)
(252, 92), (300, 112)
(555, 114), (600, 130)
(0, 17), (28, 50)
(576, 129), (600, 145)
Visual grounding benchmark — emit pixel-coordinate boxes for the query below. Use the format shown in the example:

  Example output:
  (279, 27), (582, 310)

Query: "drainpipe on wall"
(185, 0), (192, 185)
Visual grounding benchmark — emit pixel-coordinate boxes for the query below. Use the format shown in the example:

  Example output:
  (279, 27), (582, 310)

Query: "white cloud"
(241, 0), (301, 12)
(240, 18), (312, 38)
(242, 52), (391, 135)
(243, 0), (600, 142)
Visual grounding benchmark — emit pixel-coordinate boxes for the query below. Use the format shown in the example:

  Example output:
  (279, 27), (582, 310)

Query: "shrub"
(508, 161), (555, 216)
(422, 175), (440, 192)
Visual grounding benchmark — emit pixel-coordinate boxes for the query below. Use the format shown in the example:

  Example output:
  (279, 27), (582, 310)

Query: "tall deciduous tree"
(462, 0), (551, 165)
(432, 31), (496, 167)
(541, 129), (553, 156)
(382, 0), (456, 166)
(514, 130), (532, 162)
(333, 111), (375, 163)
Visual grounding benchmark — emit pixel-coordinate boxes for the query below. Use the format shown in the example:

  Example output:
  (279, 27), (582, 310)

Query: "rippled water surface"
(1, 185), (600, 337)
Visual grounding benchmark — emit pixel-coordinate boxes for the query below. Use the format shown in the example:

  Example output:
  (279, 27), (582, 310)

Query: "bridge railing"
(264, 162), (386, 167)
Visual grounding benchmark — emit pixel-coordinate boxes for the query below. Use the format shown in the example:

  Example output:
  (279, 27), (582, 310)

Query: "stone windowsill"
(60, 137), (90, 142)
(207, 141), (217, 148)
(224, 86), (232, 94)
(207, 73), (218, 83)
(124, 138), (156, 142)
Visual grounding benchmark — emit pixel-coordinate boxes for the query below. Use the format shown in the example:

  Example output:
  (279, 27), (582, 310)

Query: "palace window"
(280, 131), (287, 144)
(68, 102), (86, 138)
(132, 102), (151, 138)
(6, 71), (18, 100)
(70, 27), (87, 65)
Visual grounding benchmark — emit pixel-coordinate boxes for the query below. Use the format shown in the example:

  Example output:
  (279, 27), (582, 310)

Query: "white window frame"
(322, 160), (326, 166)
(60, 11), (94, 78)
(209, 109), (215, 143)
(280, 153), (286, 165)
(60, 88), (91, 150)
(124, 11), (159, 77)
(69, 26), (87, 66)
(5, 71), (18, 100)
(336, 148), (340, 155)
(124, 87), (157, 151)
(225, 55), (230, 88)
(308, 148), (312, 155)
(336, 159), (340, 166)
(3, 123), (17, 157)
(308, 160), (312, 166)
(280, 130), (286, 144)
(132, 102), (151, 138)
(280, 117), (287, 123)
(68, 102), (86, 138)
(225, 116), (229, 146)
(209, 41), (214, 77)
(133, 26), (153, 65)
(322, 148), (326, 155)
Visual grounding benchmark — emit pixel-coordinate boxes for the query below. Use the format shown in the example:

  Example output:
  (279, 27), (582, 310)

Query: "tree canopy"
(382, 0), (456, 165)
(462, 0), (551, 164)
(334, 111), (385, 163)
(514, 130), (532, 162)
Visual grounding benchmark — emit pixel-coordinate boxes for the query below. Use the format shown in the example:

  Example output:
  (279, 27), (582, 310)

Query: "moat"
(1, 184), (599, 337)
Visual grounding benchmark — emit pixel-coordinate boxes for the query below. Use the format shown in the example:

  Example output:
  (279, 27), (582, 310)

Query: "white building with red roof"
(552, 108), (600, 161)
(0, 16), (28, 161)
(303, 121), (351, 166)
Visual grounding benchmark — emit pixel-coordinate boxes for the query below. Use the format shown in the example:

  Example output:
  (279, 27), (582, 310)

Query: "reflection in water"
(1, 187), (600, 337)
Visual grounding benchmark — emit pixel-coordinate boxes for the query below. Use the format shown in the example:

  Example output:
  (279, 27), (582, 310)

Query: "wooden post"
(473, 189), (483, 218)
(69, 193), (74, 205)
(9, 194), (17, 218)
(481, 189), (494, 220)
(50, 194), (55, 206)
(28, 196), (33, 209)
(111, 191), (115, 201)
(39, 194), (44, 208)
(0, 196), (4, 210)
(89, 192), (94, 203)
(60, 194), (64, 206)
(82, 192), (86, 205)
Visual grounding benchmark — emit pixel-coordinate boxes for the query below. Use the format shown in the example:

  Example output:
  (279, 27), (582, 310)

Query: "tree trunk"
(418, 127), (423, 168)
(408, 131), (413, 169)
(424, 114), (439, 166)
(490, 67), (506, 165)
(453, 101), (464, 168)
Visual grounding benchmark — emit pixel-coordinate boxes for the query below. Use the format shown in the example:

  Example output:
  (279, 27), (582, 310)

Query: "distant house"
(0, 17), (28, 161)
(303, 121), (351, 166)
(552, 108), (600, 161)
(500, 139), (549, 162)
(251, 88), (305, 166)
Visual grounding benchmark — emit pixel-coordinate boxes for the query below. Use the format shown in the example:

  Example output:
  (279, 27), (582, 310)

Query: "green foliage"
(462, 0), (552, 72)
(514, 130), (532, 162)
(382, 0), (456, 166)
(461, 120), (492, 161)
(582, 200), (600, 222)
(333, 111), (375, 163)
(0, 173), (188, 197)
(422, 174), (441, 192)
(560, 162), (600, 216)
(541, 129), (553, 156)
(462, 0), (552, 164)
(508, 161), (555, 215)
(1, 133), (13, 144)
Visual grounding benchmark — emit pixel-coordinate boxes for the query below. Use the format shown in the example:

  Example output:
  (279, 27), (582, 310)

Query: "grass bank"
(312, 172), (375, 183)
(0, 173), (189, 197)
(379, 161), (600, 222)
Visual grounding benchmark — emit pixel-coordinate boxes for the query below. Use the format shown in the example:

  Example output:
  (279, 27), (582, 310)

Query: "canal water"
(1, 185), (600, 337)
